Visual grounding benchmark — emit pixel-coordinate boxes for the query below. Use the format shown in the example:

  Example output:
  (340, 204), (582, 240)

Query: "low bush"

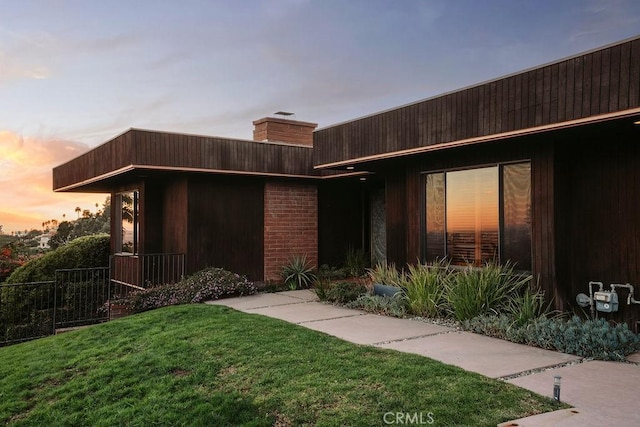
(367, 262), (403, 286)
(347, 294), (407, 318)
(316, 264), (350, 282)
(401, 260), (451, 318)
(445, 262), (531, 321)
(463, 314), (640, 361)
(281, 255), (317, 290)
(344, 247), (369, 277)
(318, 281), (368, 304)
(5, 234), (110, 283)
(504, 287), (551, 326)
(123, 267), (257, 313)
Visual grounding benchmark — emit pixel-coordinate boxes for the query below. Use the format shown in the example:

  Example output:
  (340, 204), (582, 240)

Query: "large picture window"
(424, 162), (531, 270)
(115, 190), (139, 254)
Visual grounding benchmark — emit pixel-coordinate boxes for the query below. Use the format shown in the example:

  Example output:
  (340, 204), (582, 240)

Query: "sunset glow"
(1, 1), (638, 235)
(0, 131), (106, 233)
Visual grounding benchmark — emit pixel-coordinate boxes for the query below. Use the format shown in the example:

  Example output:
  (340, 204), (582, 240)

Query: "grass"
(0, 304), (564, 426)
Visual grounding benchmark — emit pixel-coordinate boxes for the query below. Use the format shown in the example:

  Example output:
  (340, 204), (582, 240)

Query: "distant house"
(54, 36), (640, 327)
(38, 233), (51, 250)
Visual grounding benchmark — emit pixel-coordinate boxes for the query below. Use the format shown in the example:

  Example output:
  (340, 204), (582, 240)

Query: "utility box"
(594, 291), (619, 312)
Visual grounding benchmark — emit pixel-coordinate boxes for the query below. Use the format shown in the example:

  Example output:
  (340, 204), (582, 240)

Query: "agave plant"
(281, 255), (317, 290)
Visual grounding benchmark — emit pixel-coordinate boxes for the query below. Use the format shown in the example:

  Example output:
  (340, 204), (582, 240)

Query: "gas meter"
(594, 291), (619, 313)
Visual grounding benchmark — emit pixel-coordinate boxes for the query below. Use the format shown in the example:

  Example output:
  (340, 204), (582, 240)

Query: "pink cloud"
(0, 131), (108, 233)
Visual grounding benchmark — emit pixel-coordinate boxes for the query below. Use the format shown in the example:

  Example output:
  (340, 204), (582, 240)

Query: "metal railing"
(1, 253), (186, 346)
(110, 253), (185, 289)
(0, 281), (55, 345)
(0, 268), (112, 346)
(54, 268), (110, 329)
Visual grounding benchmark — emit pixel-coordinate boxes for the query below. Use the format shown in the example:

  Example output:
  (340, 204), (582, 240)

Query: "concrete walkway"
(207, 290), (640, 426)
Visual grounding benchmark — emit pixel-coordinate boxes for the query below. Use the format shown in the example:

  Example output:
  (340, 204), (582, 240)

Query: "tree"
(48, 221), (73, 250)
(75, 207), (81, 219)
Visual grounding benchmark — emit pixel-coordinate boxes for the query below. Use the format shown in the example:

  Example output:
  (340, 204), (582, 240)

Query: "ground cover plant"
(0, 305), (563, 426)
(121, 267), (257, 313)
(464, 315), (640, 361)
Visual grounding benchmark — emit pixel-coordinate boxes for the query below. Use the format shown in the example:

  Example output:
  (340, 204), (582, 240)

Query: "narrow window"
(116, 190), (139, 254)
(501, 163), (532, 271)
(425, 172), (446, 261)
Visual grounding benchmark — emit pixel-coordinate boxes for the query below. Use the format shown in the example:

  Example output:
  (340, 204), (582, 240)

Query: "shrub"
(5, 234), (110, 283)
(281, 255), (317, 290)
(525, 316), (640, 360)
(344, 247), (368, 277)
(367, 263), (403, 287)
(316, 264), (350, 282)
(445, 262), (531, 321)
(347, 294), (407, 318)
(123, 267), (257, 313)
(463, 314), (640, 361)
(401, 260), (451, 318)
(322, 281), (368, 304)
(504, 287), (551, 326)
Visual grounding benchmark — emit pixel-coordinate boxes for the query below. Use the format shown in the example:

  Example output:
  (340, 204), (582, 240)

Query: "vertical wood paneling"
(608, 45), (620, 112)
(187, 176), (264, 280)
(564, 59), (574, 120)
(582, 53), (593, 116)
(618, 42), (630, 110)
(312, 37), (640, 167)
(630, 39), (640, 107)
(591, 50), (602, 115)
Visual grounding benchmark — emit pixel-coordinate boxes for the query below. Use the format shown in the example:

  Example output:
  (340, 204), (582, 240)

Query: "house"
(54, 36), (640, 327)
(38, 232), (52, 250)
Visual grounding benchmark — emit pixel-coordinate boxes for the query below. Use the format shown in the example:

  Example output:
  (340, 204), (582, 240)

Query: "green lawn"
(0, 304), (564, 426)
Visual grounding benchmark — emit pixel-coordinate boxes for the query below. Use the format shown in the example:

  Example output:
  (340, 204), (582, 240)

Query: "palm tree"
(75, 207), (81, 219)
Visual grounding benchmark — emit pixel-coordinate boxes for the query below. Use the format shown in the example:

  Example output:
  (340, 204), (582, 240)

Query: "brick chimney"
(252, 116), (317, 147)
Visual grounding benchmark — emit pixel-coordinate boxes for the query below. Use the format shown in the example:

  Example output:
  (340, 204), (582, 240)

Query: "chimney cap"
(274, 111), (294, 117)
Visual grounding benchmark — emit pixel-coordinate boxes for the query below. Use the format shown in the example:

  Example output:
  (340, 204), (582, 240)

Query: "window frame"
(114, 190), (139, 255)
(421, 160), (532, 271)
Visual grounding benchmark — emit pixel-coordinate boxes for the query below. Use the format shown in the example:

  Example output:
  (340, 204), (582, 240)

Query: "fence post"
(52, 274), (57, 335)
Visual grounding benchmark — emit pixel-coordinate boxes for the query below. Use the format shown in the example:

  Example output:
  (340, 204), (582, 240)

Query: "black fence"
(0, 281), (56, 345)
(1, 268), (110, 346)
(54, 268), (110, 329)
(111, 253), (185, 289)
(1, 253), (186, 347)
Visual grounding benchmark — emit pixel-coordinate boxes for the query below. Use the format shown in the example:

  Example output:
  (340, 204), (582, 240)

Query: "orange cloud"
(0, 131), (107, 233)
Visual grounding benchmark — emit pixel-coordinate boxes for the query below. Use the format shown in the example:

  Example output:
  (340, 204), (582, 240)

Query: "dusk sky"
(1, 0), (639, 234)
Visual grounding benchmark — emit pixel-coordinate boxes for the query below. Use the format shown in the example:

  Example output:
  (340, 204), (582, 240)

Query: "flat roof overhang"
(53, 128), (362, 193)
(314, 108), (640, 171)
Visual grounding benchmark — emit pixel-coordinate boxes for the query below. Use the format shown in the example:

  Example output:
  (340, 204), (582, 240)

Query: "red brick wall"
(264, 182), (318, 282)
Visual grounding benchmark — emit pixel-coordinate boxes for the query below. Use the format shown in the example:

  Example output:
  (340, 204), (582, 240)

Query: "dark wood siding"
(186, 175), (264, 281)
(554, 121), (640, 327)
(377, 134), (556, 305)
(162, 177), (188, 255)
(376, 117), (640, 326)
(315, 37), (640, 167)
(53, 129), (318, 192)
